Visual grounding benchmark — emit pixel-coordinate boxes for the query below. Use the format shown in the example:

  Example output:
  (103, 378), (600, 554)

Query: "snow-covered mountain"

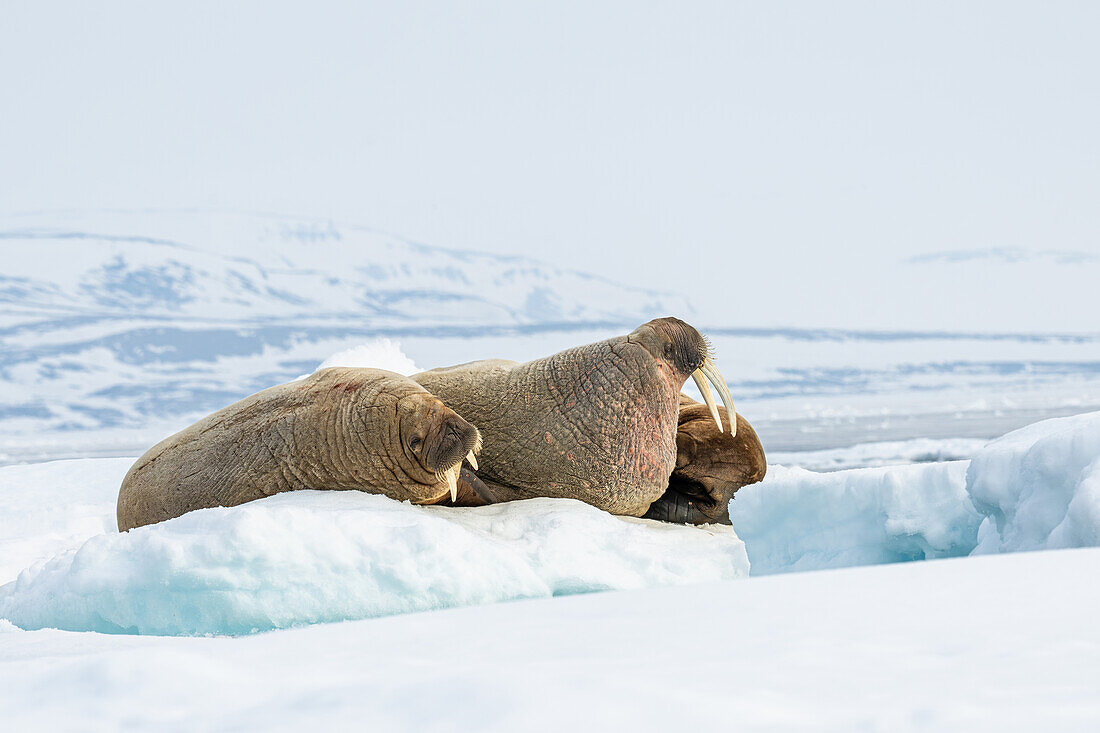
(0, 210), (691, 456)
(1, 210), (687, 328)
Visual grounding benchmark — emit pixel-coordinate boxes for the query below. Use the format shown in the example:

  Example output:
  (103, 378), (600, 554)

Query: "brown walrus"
(116, 367), (481, 531)
(412, 317), (742, 518)
(642, 395), (766, 525)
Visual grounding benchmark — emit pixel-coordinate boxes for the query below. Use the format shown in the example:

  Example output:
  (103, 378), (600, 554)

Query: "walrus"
(642, 395), (766, 525)
(116, 367), (481, 531)
(436, 398), (767, 524)
(412, 317), (740, 517)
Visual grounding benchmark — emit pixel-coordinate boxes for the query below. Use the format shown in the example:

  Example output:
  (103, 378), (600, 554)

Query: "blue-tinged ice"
(0, 492), (747, 636)
(731, 410), (1100, 575)
(731, 461), (980, 575)
(968, 411), (1100, 553)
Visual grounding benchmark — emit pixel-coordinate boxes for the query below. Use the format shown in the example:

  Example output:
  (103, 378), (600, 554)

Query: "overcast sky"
(3, 2), (1098, 331)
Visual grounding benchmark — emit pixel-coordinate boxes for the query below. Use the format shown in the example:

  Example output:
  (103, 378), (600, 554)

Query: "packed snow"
(0, 458), (128, 583)
(969, 410), (1100, 554)
(0, 462), (746, 636)
(2, 549), (1098, 731)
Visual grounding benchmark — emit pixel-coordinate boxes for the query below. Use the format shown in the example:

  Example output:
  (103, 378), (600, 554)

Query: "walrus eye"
(409, 436), (422, 451)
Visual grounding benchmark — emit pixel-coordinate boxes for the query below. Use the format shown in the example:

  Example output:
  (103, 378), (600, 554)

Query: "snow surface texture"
(3, 549), (1098, 732)
(969, 410), (1100, 553)
(0, 458), (127, 583)
(0, 489), (747, 636)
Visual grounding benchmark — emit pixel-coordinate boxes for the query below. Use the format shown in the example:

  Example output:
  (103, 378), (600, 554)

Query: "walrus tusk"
(466, 451), (478, 471)
(691, 370), (724, 433)
(446, 466), (459, 502)
(699, 358), (737, 437)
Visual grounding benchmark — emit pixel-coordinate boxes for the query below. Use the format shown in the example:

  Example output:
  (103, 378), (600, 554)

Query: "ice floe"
(0, 490), (747, 636)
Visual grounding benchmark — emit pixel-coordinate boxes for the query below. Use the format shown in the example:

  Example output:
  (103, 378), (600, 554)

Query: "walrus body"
(643, 395), (767, 525)
(413, 317), (739, 517)
(117, 367), (481, 531)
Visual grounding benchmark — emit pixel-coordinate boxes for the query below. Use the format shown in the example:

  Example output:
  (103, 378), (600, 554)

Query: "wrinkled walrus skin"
(413, 317), (737, 517)
(117, 367), (481, 531)
(642, 395), (766, 525)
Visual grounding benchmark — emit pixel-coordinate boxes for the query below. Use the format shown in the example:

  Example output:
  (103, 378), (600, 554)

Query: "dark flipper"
(643, 477), (733, 525)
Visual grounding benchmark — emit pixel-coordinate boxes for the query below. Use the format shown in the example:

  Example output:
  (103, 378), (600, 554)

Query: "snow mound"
(968, 411), (1100, 553)
(0, 458), (129, 583)
(315, 339), (419, 375)
(731, 461), (980, 575)
(0, 491), (747, 636)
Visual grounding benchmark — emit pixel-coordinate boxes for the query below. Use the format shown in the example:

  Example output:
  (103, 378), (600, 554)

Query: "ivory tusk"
(691, 369), (724, 433)
(466, 451), (478, 471)
(446, 467), (458, 503)
(700, 358), (737, 437)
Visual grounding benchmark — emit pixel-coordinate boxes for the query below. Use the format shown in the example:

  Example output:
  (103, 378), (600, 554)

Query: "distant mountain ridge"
(0, 210), (690, 328)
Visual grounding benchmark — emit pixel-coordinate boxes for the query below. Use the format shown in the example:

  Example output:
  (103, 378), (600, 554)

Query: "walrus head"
(627, 317), (738, 436)
(315, 368), (482, 504)
(643, 395), (766, 525)
(396, 392), (482, 502)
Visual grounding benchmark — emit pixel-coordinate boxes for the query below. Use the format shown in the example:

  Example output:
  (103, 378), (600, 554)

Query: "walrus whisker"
(690, 370), (724, 433)
(700, 358), (737, 437)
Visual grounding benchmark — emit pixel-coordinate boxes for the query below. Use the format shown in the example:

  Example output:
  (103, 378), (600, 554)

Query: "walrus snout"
(398, 393), (482, 502)
(423, 414), (481, 476)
